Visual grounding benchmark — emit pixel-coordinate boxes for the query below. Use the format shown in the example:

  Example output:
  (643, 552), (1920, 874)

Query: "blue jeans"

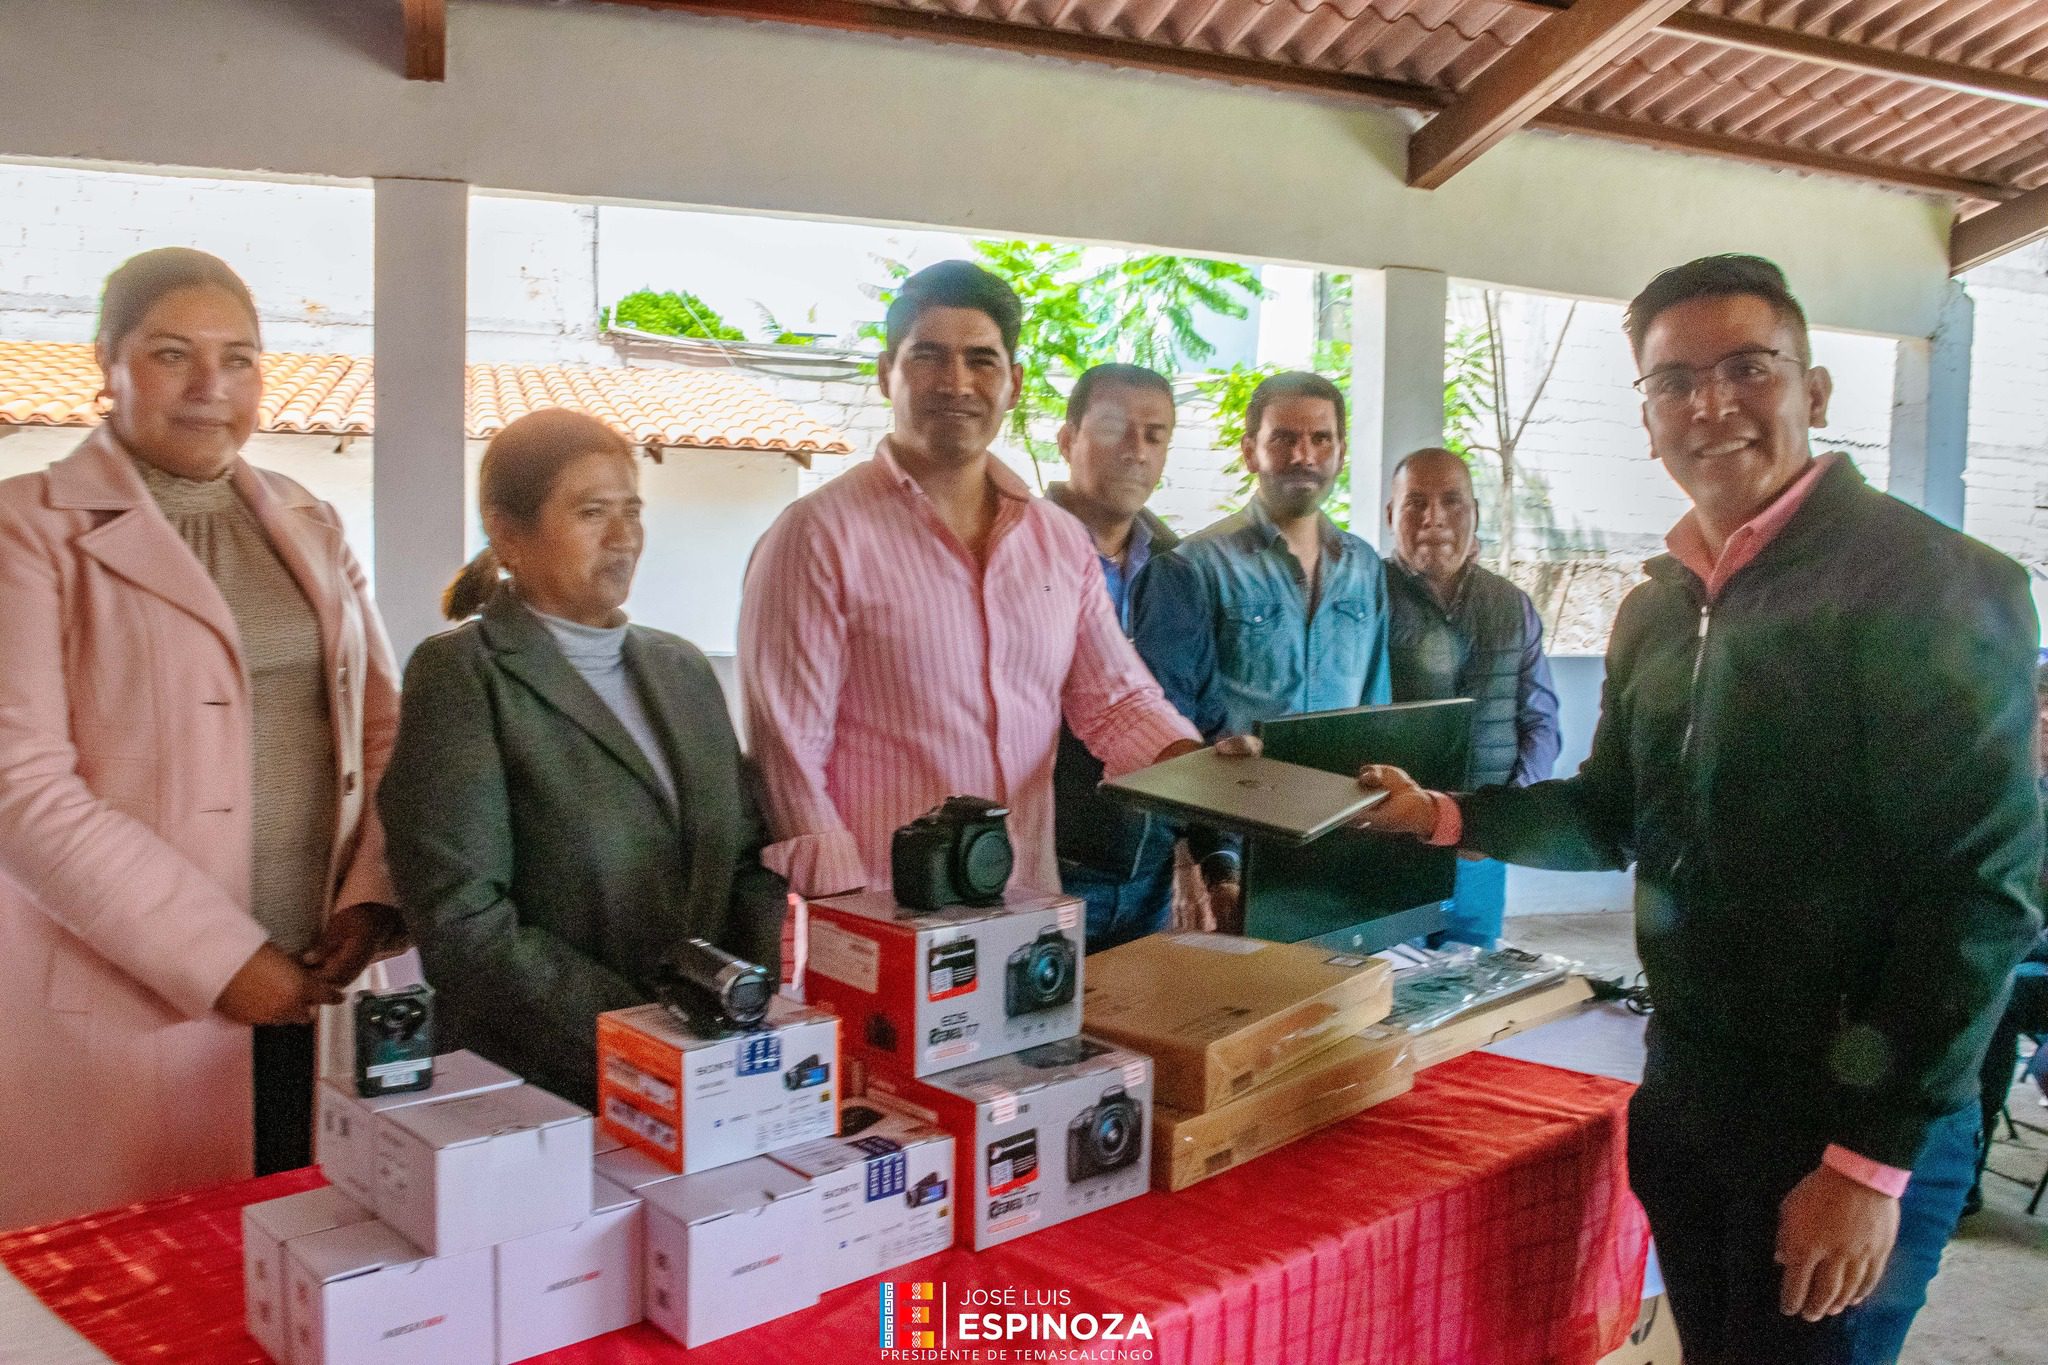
(1434, 856), (1507, 949)
(1629, 1055), (1978, 1365)
(1061, 818), (1176, 954)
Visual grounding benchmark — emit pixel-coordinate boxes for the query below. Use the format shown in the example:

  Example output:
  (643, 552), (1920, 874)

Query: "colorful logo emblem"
(878, 1281), (938, 1349)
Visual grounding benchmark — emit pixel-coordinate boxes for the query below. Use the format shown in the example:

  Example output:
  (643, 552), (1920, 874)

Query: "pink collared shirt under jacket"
(738, 441), (1198, 900)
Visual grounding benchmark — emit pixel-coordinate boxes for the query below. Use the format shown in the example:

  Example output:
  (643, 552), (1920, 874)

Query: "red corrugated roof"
(0, 339), (853, 462)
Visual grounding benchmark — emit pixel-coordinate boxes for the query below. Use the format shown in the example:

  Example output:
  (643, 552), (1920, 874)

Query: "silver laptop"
(1100, 748), (1388, 844)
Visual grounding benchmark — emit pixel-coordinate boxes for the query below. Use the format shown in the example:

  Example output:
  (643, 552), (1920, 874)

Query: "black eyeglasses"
(1632, 348), (1804, 406)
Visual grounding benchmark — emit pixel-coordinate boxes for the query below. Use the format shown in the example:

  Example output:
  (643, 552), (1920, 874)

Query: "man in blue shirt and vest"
(1045, 364), (1189, 950)
(1384, 446), (1561, 948)
(1131, 371), (1392, 929)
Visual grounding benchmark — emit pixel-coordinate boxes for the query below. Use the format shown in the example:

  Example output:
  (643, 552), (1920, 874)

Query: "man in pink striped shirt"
(739, 261), (1208, 901)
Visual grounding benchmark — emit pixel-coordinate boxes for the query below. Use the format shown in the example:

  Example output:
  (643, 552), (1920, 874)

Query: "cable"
(1586, 972), (1654, 1016)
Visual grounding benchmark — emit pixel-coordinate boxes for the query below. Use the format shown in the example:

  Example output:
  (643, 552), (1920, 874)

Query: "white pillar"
(1350, 267), (1448, 550)
(1888, 281), (1972, 530)
(372, 177), (469, 663)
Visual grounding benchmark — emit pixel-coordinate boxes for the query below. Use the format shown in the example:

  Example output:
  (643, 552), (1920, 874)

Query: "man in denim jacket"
(1130, 371), (1392, 928)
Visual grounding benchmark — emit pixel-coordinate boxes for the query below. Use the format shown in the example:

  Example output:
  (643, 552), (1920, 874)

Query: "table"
(0, 1052), (1649, 1365)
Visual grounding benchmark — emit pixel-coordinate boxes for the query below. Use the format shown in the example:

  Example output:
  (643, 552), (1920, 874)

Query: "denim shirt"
(1130, 499), (1392, 741)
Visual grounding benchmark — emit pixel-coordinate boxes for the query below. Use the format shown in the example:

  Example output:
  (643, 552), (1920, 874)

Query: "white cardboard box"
(641, 1156), (820, 1348)
(492, 1178), (643, 1363)
(283, 1221), (494, 1365)
(770, 1108), (955, 1290)
(594, 1143), (684, 1195)
(374, 1083), (593, 1257)
(595, 997), (839, 1173)
(243, 1186), (374, 1363)
(316, 1051), (520, 1207)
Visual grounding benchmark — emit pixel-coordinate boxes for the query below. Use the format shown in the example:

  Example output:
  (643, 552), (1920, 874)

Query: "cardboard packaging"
(802, 888), (1084, 1077)
(1150, 1028), (1414, 1192)
(282, 1221), (494, 1365)
(374, 1083), (593, 1257)
(596, 996), (839, 1174)
(1082, 932), (1392, 1111)
(243, 1186), (374, 1363)
(641, 1156), (821, 1348)
(594, 1142), (685, 1195)
(315, 1050), (520, 1207)
(1408, 976), (1594, 1071)
(769, 1106), (955, 1290)
(492, 1177), (644, 1364)
(868, 1036), (1151, 1250)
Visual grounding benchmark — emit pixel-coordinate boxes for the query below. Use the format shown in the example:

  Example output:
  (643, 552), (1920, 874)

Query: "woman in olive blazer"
(378, 409), (785, 1108)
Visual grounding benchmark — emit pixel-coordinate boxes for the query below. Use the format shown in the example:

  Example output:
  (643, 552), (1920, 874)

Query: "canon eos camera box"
(868, 1036), (1151, 1250)
(803, 888), (1084, 1078)
(768, 1105), (956, 1290)
(596, 997), (840, 1174)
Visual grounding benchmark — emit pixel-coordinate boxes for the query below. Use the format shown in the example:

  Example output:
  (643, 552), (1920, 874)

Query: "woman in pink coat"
(0, 249), (402, 1230)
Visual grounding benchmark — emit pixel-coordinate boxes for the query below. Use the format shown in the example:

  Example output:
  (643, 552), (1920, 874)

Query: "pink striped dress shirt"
(739, 442), (1198, 899)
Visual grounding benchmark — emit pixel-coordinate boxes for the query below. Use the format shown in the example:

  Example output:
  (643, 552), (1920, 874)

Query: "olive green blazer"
(378, 588), (786, 1108)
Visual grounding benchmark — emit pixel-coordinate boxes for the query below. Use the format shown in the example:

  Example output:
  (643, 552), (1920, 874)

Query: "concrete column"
(1887, 280), (1972, 529)
(1350, 267), (1448, 550)
(372, 177), (469, 662)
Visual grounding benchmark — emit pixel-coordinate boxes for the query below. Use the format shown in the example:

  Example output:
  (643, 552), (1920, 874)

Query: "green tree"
(607, 288), (746, 342)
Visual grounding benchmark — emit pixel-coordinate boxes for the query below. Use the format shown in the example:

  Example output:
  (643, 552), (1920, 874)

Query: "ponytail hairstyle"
(440, 408), (635, 620)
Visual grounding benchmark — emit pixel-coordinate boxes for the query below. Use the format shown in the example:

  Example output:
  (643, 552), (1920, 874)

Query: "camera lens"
(1094, 1105), (1131, 1163)
(960, 827), (1013, 898)
(381, 1000), (424, 1038)
(1030, 942), (1069, 1000)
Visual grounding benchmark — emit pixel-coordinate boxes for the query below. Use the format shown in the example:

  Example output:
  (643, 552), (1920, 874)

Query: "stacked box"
(768, 1106), (955, 1289)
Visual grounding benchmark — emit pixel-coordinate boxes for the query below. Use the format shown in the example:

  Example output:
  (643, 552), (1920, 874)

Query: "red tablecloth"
(0, 1052), (1648, 1365)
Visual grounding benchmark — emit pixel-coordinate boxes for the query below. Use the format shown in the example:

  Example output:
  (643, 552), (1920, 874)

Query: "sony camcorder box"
(1082, 933), (1393, 1112)
(595, 997), (839, 1173)
(867, 1036), (1151, 1251)
(768, 1105), (955, 1290)
(802, 888), (1084, 1079)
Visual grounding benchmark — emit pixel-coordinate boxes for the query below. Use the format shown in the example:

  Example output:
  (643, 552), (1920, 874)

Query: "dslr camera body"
(1066, 1085), (1140, 1182)
(1005, 927), (1077, 1017)
(352, 985), (435, 1098)
(892, 796), (1014, 912)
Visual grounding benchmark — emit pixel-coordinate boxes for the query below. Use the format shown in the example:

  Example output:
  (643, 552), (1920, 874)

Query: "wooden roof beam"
(403, 0), (446, 81)
(1500, 0), (2048, 110)
(1952, 183), (2048, 273)
(1408, 0), (1694, 190)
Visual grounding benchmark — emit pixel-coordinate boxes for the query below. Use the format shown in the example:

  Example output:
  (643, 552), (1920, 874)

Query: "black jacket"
(378, 590), (787, 1108)
(1462, 458), (2043, 1168)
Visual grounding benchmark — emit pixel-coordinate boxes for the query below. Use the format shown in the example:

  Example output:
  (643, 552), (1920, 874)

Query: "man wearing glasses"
(1356, 255), (2041, 1364)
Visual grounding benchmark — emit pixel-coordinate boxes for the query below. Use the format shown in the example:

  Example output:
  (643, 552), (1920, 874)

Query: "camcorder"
(652, 937), (773, 1035)
(892, 796), (1014, 911)
(352, 985), (435, 1098)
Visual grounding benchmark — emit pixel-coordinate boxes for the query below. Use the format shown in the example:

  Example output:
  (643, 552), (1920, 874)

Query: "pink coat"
(0, 427), (400, 1230)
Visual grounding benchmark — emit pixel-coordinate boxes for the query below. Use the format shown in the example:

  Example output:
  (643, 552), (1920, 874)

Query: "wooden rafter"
(1502, 0), (2048, 111)
(1407, 0), (1693, 190)
(599, 0), (2020, 207)
(403, 0), (446, 81)
(1952, 183), (2048, 273)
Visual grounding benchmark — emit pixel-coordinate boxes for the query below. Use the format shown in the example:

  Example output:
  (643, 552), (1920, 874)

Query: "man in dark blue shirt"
(1131, 371), (1392, 928)
(1384, 447), (1561, 947)
(1046, 364), (1184, 950)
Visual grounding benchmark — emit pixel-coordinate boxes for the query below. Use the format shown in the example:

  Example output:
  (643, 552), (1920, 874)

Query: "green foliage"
(859, 240), (1266, 463)
(610, 288), (746, 342)
(752, 302), (823, 347)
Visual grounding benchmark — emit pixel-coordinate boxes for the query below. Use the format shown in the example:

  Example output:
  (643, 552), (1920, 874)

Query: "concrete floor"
(1501, 909), (2048, 1364)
